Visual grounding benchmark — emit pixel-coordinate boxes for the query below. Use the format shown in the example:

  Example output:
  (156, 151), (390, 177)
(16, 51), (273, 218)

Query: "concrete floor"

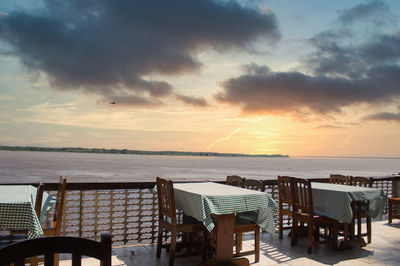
(60, 219), (400, 266)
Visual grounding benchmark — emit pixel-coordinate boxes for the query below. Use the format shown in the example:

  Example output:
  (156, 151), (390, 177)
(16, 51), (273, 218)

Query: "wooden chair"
(349, 176), (372, 243)
(388, 198), (400, 224)
(226, 175), (245, 187)
(291, 177), (338, 253)
(233, 179), (262, 263)
(0, 234), (111, 266)
(242, 179), (262, 191)
(156, 177), (207, 266)
(329, 174), (350, 185)
(277, 176), (294, 240)
(350, 176), (372, 187)
(43, 176), (67, 236)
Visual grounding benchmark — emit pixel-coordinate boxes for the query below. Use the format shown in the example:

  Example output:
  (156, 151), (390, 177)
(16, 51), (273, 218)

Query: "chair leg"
(169, 230), (177, 266)
(291, 219), (297, 247)
(156, 227), (163, 258)
(54, 253), (59, 266)
(367, 217), (371, 244)
(279, 213), (283, 239)
(202, 231), (208, 262)
(389, 200), (393, 224)
(332, 223), (338, 251)
(255, 226), (260, 263)
(307, 222), (313, 254)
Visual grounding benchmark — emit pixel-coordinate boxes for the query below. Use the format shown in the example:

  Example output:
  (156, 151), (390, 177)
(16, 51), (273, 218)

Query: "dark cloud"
(363, 112), (400, 122)
(337, 0), (389, 26)
(175, 94), (208, 107)
(216, 1), (400, 117)
(0, 0), (279, 106)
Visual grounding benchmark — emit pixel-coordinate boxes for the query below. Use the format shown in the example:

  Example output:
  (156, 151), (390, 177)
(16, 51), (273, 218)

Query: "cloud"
(363, 112), (400, 122)
(216, 1), (400, 117)
(0, 0), (279, 107)
(175, 94), (208, 107)
(315, 124), (344, 130)
(337, 0), (390, 26)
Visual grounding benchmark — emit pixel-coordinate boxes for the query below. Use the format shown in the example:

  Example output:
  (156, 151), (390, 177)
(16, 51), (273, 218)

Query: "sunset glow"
(1, 0), (400, 157)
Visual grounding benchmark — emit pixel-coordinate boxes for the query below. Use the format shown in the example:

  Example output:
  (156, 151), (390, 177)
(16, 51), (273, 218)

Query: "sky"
(0, 0), (400, 157)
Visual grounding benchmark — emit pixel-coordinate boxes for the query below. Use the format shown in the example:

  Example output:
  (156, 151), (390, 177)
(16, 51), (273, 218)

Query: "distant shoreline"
(0, 146), (289, 158)
(294, 155), (400, 160)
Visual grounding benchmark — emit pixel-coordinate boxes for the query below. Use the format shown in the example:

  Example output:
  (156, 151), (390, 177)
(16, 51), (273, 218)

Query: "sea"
(0, 150), (399, 183)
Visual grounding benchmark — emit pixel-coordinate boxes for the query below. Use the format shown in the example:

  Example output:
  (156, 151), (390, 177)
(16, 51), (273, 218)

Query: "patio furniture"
(9, 182), (44, 237)
(226, 175), (246, 257)
(311, 182), (386, 247)
(291, 177), (338, 253)
(34, 176), (67, 266)
(226, 175), (245, 187)
(0, 184), (55, 239)
(156, 177), (208, 266)
(42, 177), (67, 237)
(388, 197), (400, 224)
(0, 233), (112, 266)
(277, 176), (294, 240)
(329, 174), (350, 185)
(349, 176), (373, 243)
(234, 179), (264, 262)
(350, 176), (372, 187)
(172, 182), (277, 262)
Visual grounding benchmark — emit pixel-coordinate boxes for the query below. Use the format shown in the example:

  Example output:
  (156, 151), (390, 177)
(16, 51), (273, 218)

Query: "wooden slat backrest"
(0, 234), (112, 266)
(226, 175), (245, 187)
(243, 179), (263, 191)
(35, 182), (44, 219)
(350, 176), (372, 187)
(52, 177), (67, 235)
(329, 174), (350, 185)
(156, 177), (177, 226)
(277, 176), (293, 206)
(292, 177), (313, 216)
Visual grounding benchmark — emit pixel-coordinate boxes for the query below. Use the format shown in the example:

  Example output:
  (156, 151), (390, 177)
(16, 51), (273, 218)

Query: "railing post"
(79, 190), (83, 238)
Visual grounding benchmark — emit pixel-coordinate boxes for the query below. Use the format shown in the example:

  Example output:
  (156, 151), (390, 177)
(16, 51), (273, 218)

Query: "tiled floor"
(60, 220), (400, 265)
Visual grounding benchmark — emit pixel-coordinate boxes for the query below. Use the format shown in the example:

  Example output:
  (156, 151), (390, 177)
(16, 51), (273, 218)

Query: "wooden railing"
(3, 175), (398, 245)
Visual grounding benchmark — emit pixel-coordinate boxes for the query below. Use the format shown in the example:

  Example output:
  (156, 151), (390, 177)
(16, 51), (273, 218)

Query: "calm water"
(0, 150), (399, 183)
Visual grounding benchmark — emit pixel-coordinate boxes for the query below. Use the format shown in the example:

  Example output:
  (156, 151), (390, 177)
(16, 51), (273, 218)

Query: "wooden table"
(173, 182), (277, 261)
(311, 182), (387, 245)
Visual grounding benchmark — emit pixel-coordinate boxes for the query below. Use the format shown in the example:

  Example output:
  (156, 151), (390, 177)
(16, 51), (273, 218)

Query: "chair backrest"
(242, 179), (263, 191)
(277, 176), (294, 206)
(226, 175), (244, 187)
(292, 177), (314, 216)
(350, 176), (372, 187)
(35, 182), (44, 219)
(329, 174), (350, 185)
(52, 177), (67, 235)
(156, 177), (177, 226)
(0, 234), (111, 266)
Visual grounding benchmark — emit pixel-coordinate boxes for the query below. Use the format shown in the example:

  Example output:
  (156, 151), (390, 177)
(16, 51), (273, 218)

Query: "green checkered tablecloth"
(0, 185), (56, 239)
(173, 182), (278, 235)
(312, 183), (387, 223)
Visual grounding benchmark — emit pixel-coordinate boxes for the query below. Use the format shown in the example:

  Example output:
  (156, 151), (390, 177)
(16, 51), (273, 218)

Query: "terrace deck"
(59, 219), (400, 266)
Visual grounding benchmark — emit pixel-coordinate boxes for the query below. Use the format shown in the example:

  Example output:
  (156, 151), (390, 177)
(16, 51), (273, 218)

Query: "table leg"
(216, 213), (235, 260)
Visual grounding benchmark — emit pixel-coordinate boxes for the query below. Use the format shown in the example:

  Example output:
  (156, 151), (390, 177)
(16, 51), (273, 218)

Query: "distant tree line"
(0, 146), (289, 158)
